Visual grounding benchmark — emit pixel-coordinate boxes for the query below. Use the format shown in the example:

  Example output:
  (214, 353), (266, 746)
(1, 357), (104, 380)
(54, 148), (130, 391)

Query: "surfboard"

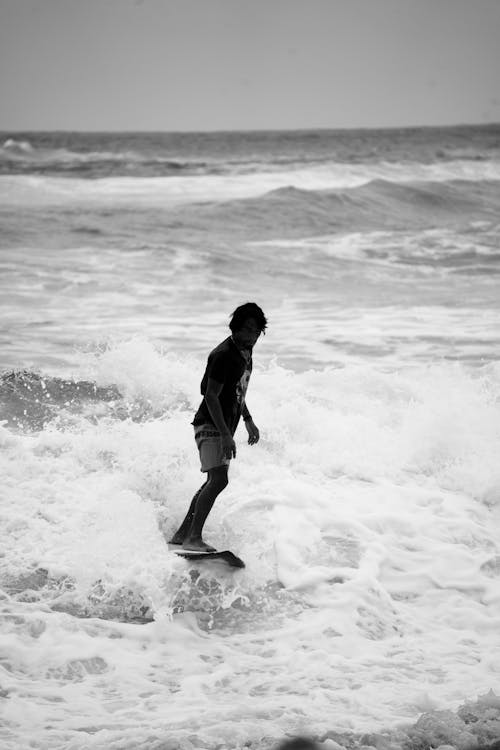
(169, 544), (245, 568)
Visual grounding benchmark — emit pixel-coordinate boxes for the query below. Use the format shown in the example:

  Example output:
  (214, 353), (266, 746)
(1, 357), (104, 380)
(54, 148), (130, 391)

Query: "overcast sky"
(1, 0), (499, 131)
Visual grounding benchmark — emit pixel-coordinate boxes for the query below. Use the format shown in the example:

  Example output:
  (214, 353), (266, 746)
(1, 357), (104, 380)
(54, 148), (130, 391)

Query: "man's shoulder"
(208, 337), (236, 359)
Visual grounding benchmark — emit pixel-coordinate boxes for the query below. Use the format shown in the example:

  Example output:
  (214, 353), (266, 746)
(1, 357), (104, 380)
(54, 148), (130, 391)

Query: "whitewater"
(1, 126), (500, 750)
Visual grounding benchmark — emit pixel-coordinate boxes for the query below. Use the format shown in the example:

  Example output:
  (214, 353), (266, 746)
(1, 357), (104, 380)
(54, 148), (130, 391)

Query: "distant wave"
(0, 140), (212, 177)
(2, 156), (500, 214)
(1, 172), (499, 241)
(2, 137), (34, 153)
(2, 128), (500, 179)
(0, 137), (308, 178)
(198, 178), (500, 237)
(0, 141), (354, 179)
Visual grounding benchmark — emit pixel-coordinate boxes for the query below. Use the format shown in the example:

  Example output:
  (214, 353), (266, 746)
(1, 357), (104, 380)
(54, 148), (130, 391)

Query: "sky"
(0, 0), (499, 131)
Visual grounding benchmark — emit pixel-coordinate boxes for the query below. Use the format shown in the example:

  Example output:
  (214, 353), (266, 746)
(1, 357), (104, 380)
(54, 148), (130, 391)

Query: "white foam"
(1, 158), (500, 207)
(1, 138), (33, 153)
(1, 346), (499, 747)
(250, 224), (500, 265)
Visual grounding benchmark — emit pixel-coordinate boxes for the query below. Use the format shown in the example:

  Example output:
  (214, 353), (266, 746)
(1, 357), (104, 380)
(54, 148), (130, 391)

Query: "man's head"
(229, 302), (267, 350)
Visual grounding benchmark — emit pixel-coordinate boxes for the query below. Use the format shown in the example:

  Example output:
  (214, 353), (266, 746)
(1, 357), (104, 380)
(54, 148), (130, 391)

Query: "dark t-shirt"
(192, 337), (252, 435)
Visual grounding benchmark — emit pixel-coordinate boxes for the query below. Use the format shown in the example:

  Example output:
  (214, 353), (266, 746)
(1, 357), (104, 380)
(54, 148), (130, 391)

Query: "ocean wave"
(3, 347), (500, 502)
(0, 137), (308, 178)
(2, 129), (500, 187)
(0, 370), (121, 431)
(0, 344), (198, 431)
(0, 139), (212, 177)
(2, 125), (500, 180)
(200, 178), (500, 238)
(2, 160), (500, 215)
(2, 137), (34, 153)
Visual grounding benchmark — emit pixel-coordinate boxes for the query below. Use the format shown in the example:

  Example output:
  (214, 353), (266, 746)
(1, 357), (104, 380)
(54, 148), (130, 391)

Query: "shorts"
(193, 423), (231, 473)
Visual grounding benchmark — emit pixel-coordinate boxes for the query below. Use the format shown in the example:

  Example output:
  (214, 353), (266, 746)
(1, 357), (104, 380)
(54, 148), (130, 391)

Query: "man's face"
(233, 317), (261, 350)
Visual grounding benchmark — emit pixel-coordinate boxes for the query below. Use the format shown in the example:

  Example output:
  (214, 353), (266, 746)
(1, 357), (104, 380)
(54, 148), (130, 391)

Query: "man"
(170, 302), (268, 552)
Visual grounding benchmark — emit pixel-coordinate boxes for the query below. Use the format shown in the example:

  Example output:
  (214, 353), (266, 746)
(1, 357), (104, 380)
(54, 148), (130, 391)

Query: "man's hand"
(245, 419), (260, 445)
(221, 432), (237, 459)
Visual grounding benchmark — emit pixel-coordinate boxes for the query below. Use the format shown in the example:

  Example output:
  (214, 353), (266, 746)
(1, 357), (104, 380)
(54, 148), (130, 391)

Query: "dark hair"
(229, 302), (268, 334)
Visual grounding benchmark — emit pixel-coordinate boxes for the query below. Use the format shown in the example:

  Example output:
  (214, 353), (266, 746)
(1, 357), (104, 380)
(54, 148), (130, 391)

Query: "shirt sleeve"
(205, 350), (228, 384)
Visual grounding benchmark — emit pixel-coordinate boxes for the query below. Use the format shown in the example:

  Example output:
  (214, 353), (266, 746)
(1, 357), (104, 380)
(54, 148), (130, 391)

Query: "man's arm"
(204, 377), (236, 458)
(241, 403), (251, 421)
(242, 402), (260, 445)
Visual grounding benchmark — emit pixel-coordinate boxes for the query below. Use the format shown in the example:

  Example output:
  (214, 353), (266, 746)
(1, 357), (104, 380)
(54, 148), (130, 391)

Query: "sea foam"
(1, 342), (499, 748)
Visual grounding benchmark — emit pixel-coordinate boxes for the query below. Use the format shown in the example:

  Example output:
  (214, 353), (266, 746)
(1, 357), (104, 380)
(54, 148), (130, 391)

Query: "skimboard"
(169, 544), (245, 568)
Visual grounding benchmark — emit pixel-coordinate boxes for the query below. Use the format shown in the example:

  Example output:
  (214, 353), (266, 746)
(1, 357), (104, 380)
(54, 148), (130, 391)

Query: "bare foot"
(168, 535), (185, 546)
(182, 538), (216, 552)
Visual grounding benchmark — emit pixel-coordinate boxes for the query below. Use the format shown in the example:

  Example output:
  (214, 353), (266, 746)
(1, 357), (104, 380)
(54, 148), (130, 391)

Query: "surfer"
(170, 302), (267, 552)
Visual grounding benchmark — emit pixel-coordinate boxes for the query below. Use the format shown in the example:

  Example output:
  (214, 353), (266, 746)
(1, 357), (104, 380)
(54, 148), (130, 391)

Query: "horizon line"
(1, 121), (499, 136)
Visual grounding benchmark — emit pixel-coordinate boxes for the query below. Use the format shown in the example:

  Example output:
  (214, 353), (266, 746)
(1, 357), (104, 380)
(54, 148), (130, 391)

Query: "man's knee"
(208, 468), (228, 492)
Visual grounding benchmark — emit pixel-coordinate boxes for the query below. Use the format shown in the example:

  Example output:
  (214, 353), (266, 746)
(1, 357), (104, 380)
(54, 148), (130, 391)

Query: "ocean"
(1, 126), (500, 750)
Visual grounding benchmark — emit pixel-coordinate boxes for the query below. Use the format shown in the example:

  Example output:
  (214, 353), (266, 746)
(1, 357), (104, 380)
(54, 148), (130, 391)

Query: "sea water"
(1, 127), (500, 750)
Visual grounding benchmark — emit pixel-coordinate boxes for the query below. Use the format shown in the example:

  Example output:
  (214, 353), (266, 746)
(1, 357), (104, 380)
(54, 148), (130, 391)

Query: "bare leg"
(182, 466), (229, 551)
(169, 479), (208, 544)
